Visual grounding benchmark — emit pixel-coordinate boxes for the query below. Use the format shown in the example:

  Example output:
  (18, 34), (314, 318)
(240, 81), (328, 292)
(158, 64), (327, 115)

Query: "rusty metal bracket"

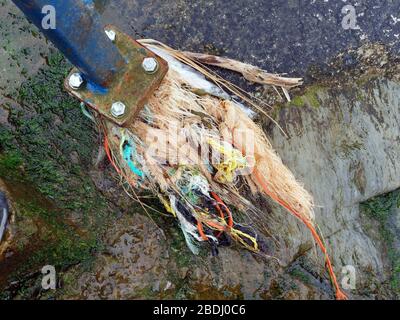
(64, 26), (168, 127)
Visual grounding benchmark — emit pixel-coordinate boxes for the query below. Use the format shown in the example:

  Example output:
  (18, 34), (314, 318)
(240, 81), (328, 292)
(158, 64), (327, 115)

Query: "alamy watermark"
(41, 265), (57, 290)
(341, 4), (360, 30)
(41, 5), (56, 30)
(341, 265), (356, 290)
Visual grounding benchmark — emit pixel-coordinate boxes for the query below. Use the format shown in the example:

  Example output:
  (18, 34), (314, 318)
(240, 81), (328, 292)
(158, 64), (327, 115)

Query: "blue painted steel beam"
(0, 192), (8, 243)
(12, 0), (126, 88)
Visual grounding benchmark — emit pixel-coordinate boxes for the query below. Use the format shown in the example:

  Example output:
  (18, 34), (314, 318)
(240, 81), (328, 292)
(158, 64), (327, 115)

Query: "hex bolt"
(105, 29), (116, 42)
(68, 73), (84, 90)
(111, 101), (126, 118)
(142, 57), (159, 73)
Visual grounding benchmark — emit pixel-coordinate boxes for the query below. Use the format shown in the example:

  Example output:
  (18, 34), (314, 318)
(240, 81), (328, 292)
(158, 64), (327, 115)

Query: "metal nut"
(142, 57), (158, 73)
(111, 101), (126, 118)
(68, 73), (84, 90)
(105, 29), (116, 42)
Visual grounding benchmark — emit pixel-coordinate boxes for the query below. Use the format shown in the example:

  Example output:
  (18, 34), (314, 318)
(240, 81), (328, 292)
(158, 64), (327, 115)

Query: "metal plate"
(64, 25), (168, 127)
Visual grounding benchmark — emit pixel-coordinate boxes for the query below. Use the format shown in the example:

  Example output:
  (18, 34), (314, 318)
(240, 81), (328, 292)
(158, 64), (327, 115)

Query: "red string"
(253, 169), (347, 300)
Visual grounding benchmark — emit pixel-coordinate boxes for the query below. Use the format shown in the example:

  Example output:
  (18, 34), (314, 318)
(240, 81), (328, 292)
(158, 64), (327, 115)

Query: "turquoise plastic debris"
(122, 142), (144, 179)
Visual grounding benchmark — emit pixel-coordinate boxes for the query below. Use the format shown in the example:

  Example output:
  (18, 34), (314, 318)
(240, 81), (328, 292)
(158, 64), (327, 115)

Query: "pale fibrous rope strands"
(96, 39), (347, 300)
(181, 51), (303, 89)
(138, 39), (296, 136)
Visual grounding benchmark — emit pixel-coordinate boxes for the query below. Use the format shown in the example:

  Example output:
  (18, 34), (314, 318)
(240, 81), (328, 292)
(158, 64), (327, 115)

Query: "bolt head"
(68, 73), (84, 90)
(105, 29), (116, 42)
(111, 101), (126, 118)
(142, 57), (159, 73)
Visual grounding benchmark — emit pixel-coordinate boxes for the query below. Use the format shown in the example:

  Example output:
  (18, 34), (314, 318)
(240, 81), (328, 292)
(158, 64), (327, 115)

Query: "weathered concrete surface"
(99, 0), (400, 77)
(270, 57), (400, 298)
(1, 0), (400, 300)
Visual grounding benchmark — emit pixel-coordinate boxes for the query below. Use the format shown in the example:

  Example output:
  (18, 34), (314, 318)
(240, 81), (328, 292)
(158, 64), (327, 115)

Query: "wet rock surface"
(269, 47), (400, 299)
(100, 0), (400, 77)
(1, 0), (400, 300)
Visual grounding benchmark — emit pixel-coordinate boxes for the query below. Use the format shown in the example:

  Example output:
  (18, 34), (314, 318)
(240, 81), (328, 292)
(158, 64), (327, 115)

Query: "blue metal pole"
(0, 192), (8, 243)
(11, 0), (126, 88)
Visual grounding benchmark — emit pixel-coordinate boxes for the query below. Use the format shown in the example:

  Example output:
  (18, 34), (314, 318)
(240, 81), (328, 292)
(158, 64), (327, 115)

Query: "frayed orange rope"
(197, 221), (209, 241)
(211, 192), (234, 228)
(253, 169), (347, 300)
(211, 194), (226, 238)
(197, 192), (235, 240)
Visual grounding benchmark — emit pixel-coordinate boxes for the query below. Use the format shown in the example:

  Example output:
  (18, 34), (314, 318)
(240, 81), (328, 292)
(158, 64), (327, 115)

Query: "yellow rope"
(230, 228), (259, 252)
(160, 196), (176, 217)
(207, 138), (248, 184)
(198, 210), (259, 252)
